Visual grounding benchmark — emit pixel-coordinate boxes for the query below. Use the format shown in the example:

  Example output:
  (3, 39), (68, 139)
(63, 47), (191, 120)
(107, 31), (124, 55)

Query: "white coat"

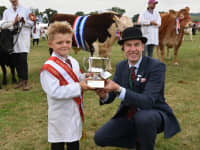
(2, 5), (34, 53)
(40, 52), (85, 143)
(138, 9), (161, 45)
(32, 24), (41, 39)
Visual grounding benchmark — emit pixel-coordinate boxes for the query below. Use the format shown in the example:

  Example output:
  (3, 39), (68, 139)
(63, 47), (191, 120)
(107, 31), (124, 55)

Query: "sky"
(1, 0), (200, 17)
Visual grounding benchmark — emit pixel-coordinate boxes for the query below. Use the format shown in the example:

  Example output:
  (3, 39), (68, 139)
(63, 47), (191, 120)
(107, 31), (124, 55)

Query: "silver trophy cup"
(87, 57), (111, 88)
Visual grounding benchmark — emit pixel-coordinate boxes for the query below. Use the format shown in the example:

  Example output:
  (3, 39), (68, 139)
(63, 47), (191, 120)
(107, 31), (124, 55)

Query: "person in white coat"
(2, 0), (34, 90)
(32, 22), (41, 47)
(40, 21), (94, 150)
(138, 0), (161, 57)
(41, 27), (47, 40)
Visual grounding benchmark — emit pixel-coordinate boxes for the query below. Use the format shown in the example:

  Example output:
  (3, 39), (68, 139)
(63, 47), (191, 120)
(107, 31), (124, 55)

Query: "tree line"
(1, 5), (200, 23)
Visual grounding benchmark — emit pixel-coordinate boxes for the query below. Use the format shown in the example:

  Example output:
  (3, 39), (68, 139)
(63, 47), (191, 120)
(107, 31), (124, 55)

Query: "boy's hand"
(80, 78), (95, 91)
(85, 72), (93, 78)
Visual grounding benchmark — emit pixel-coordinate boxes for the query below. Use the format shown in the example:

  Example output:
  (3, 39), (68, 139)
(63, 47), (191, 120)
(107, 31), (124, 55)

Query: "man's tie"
(128, 66), (137, 119)
(131, 67), (136, 81)
(65, 59), (72, 69)
(14, 7), (17, 12)
(129, 66), (136, 89)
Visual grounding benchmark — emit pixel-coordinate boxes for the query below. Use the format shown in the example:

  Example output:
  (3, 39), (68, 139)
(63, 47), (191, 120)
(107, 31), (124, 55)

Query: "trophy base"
(87, 80), (104, 88)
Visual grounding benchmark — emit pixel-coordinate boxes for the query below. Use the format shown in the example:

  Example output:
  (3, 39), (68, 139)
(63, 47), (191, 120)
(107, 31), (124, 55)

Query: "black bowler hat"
(118, 26), (147, 45)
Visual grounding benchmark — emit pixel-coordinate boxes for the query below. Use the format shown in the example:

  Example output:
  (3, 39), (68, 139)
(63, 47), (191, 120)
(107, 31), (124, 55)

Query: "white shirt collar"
(52, 52), (70, 62)
(128, 56), (143, 71)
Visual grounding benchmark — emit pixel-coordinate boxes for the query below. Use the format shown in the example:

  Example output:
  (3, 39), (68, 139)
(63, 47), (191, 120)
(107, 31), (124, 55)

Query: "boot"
(15, 80), (24, 89)
(136, 141), (140, 150)
(23, 80), (31, 91)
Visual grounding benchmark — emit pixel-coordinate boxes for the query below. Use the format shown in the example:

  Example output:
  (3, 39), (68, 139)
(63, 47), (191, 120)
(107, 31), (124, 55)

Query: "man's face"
(48, 33), (72, 58)
(148, 2), (157, 9)
(123, 40), (144, 65)
(10, 0), (18, 7)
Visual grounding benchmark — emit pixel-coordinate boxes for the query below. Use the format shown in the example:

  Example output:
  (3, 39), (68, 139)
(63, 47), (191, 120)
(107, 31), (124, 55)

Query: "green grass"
(191, 15), (200, 22)
(0, 34), (200, 150)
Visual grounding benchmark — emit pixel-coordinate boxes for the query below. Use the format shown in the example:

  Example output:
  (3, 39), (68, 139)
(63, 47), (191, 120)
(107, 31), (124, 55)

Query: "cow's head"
(169, 9), (177, 16)
(177, 7), (189, 20)
(112, 15), (133, 41)
(177, 7), (193, 29)
(113, 15), (133, 32)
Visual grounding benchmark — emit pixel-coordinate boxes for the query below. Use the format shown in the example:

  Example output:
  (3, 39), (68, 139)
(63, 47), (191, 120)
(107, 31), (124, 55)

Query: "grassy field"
(0, 34), (200, 150)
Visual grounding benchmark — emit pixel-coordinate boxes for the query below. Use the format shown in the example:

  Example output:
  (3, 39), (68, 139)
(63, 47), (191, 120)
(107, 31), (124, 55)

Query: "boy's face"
(48, 33), (73, 58)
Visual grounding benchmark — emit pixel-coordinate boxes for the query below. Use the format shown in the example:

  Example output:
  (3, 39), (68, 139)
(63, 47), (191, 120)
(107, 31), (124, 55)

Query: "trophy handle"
(82, 56), (89, 72)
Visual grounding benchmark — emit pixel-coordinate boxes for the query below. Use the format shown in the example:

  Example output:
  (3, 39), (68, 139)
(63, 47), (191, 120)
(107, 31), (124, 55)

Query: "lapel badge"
(136, 74), (142, 82)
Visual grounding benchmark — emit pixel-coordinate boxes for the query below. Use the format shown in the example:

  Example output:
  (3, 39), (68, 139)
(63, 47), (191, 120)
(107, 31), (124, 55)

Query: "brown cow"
(50, 12), (133, 70)
(158, 7), (193, 65)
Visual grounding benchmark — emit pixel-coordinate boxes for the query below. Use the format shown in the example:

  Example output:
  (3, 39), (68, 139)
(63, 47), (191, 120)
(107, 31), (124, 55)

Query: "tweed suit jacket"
(101, 56), (181, 138)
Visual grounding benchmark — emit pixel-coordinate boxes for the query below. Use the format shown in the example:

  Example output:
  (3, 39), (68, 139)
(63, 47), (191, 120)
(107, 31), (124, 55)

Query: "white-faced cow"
(183, 26), (193, 41)
(158, 7), (193, 65)
(49, 12), (133, 70)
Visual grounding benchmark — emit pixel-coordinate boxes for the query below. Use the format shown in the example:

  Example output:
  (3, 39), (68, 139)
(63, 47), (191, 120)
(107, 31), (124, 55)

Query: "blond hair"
(47, 21), (73, 41)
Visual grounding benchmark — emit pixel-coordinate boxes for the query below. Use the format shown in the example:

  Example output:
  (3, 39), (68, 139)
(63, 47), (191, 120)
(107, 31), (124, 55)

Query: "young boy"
(40, 21), (93, 150)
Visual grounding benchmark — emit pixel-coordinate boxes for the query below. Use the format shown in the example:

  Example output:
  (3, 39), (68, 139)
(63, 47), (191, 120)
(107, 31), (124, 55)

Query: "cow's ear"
(185, 6), (190, 12)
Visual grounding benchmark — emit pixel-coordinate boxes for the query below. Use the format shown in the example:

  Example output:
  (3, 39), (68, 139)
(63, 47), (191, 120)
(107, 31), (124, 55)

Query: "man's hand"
(20, 17), (25, 24)
(13, 14), (20, 25)
(95, 89), (107, 99)
(150, 21), (158, 26)
(104, 79), (120, 93)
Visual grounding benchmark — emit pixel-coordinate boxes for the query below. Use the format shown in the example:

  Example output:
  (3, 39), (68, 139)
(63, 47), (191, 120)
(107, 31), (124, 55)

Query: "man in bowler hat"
(94, 27), (180, 150)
